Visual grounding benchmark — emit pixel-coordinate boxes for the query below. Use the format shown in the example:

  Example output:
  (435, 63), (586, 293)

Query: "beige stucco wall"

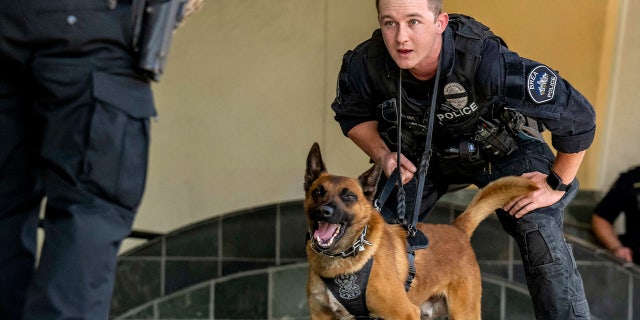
(597, 0), (640, 189)
(124, 0), (637, 250)
(444, 0), (607, 189)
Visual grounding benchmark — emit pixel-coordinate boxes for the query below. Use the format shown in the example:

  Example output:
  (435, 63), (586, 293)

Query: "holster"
(132, 0), (187, 81)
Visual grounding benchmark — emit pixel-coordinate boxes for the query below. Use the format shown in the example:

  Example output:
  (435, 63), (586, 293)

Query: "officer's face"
(378, 0), (447, 79)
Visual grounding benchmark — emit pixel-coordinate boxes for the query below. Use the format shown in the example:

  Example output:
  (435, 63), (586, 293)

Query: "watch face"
(547, 171), (568, 191)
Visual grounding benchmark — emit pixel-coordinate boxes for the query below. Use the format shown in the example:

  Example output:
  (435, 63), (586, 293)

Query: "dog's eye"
(342, 191), (357, 203)
(312, 186), (326, 199)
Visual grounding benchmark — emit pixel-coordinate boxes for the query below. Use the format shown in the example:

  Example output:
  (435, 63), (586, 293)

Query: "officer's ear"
(435, 12), (448, 33)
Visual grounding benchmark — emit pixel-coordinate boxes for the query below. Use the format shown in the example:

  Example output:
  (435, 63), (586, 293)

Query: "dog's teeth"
(312, 222), (342, 249)
(314, 235), (333, 248)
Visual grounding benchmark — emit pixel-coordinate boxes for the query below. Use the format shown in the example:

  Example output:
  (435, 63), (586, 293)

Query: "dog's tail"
(453, 176), (538, 237)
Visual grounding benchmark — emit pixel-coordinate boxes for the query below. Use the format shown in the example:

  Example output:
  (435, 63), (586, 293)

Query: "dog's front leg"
(309, 304), (341, 320)
(308, 274), (354, 319)
(309, 299), (354, 320)
(371, 303), (421, 320)
(367, 288), (422, 320)
(308, 294), (348, 320)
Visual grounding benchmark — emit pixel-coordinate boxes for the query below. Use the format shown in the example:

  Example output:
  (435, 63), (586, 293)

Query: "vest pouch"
(473, 120), (518, 158)
(436, 139), (486, 175)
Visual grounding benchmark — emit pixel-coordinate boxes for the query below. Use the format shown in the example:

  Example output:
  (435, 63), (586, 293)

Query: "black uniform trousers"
(0, 1), (155, 319)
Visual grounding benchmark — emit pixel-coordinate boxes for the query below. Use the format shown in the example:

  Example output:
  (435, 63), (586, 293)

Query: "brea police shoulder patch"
(527, 65), (557, 104)
(443, 82), (468, 110)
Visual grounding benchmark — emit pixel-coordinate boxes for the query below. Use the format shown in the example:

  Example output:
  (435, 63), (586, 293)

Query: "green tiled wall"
(111, 192), (640, 320)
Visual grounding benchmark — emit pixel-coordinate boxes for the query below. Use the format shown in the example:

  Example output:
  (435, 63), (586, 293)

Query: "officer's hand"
(503, 171), (565, 218)
(381, 152), (417, 185)
(611, 246), (634, 263)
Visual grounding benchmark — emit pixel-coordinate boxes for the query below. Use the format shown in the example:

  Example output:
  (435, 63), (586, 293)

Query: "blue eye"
(409, 19), (419, 25)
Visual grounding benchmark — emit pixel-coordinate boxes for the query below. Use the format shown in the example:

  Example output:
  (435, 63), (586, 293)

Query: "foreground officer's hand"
(380, 152), (417, 185)
(503, 171), (565, 218)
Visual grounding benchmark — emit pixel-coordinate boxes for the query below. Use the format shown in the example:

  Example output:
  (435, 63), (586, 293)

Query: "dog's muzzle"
(314, 205), (344, 224)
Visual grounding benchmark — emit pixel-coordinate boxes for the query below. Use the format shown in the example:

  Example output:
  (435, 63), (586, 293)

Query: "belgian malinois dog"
(303, 142), (537, 319)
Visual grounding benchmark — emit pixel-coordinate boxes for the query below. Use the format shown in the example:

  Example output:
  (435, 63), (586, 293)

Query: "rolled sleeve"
(551, 128), (595, 153)
(548, 81), (597, 153)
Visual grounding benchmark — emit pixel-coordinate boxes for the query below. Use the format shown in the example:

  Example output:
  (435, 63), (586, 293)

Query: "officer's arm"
(347, 121), (389, 163)
(347, 121), (416, 183)
(592, 215), (624, 252)
(479, 42), (596, 154)
(550, 150), (585, 188)
(592, 214), (633, 262)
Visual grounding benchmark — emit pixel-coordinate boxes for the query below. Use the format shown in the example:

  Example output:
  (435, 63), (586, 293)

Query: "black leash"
(411, 50), (443, 232)
(395, 70), (407, 226)
(384, 51), (442, 235)
(402, 53), (443, 292)
(373, 47), (443, 292)
(373, 169), (399, 212)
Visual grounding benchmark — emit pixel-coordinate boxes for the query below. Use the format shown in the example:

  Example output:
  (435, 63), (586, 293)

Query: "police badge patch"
(443, 82), (468, 109)
(527, 65), (557, 104)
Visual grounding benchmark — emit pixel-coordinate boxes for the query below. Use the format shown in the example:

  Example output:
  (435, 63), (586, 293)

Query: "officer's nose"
(396, 24), (410, 45)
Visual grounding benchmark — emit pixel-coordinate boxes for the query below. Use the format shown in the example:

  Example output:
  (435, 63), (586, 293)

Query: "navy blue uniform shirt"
(331, 18), (596, 155)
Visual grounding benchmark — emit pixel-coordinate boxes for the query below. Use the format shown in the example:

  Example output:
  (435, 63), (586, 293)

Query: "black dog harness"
(307, 226), (378, 318)
(320, 258), (375, 318)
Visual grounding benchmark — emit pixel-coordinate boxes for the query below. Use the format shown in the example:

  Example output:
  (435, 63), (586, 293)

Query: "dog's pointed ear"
(304, 142), (327, 192)
(357, 163), (382, 201)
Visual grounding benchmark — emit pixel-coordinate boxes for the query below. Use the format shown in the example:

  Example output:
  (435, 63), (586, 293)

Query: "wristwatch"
(546, 170), (570, 191)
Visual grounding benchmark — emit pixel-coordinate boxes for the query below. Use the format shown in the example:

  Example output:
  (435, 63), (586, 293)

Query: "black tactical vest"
(365, 14), (510, 165)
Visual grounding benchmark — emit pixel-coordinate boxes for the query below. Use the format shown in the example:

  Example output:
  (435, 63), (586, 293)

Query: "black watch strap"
(546, 170), (570, 191)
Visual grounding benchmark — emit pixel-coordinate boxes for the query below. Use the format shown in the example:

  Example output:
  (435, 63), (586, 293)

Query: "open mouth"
(312, 221), (345, 249)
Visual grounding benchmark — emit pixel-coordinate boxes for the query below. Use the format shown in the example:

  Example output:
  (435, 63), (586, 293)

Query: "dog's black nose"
(318, 205), (334, 218)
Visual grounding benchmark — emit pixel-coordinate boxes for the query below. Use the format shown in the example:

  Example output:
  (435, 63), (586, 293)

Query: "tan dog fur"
(303, 142), (537, 319)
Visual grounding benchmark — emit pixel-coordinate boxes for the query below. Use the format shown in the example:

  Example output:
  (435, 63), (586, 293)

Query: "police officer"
(592, 165), (640, 264)
(0, 0), (182, 319)
(331, 0), (595, 319)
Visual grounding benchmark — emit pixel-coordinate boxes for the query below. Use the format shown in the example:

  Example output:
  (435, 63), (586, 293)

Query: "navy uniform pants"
(378, 139), (590, 319)
(0, 1), (155, 319)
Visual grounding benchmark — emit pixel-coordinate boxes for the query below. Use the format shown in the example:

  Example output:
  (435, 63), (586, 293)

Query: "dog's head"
(303, 142), (382, 254)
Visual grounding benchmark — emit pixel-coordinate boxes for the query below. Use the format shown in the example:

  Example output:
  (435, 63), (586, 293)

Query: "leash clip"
(404, 224), (418, 239)
(373, 199), (382, 212)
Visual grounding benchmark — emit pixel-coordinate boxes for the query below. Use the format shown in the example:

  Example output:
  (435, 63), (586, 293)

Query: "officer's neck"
(408, 40), (442, 81)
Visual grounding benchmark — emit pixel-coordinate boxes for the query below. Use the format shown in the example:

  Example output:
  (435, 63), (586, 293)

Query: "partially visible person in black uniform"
(0, 0), (202, 319)
(331, 0), (595, 318)
(592, 165), (640, 264)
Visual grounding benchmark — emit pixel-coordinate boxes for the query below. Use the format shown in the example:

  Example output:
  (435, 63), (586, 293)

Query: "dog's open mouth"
(313, 221), (344, 249)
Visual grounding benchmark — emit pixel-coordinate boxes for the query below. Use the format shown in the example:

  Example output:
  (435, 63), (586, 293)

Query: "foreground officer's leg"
(24, 71), (154, 320)
(20, 2), (156, 319)
(0, 14), (44, 318)
(0, 88), (43, 320)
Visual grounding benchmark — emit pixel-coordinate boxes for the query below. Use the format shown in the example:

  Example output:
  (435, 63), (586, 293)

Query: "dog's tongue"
(314, 221), (338, 241)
